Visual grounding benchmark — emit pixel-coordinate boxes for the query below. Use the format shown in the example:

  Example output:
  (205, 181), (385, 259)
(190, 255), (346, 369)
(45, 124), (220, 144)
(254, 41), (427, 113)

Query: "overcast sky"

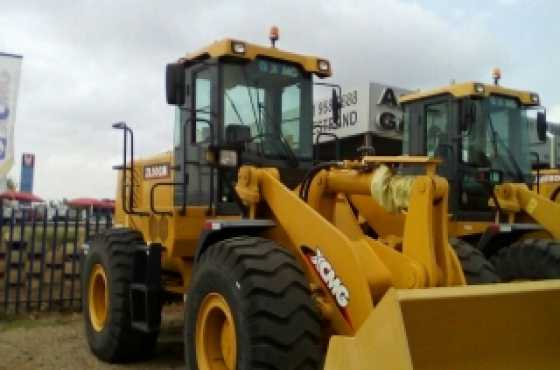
(1, 0), (558, 200)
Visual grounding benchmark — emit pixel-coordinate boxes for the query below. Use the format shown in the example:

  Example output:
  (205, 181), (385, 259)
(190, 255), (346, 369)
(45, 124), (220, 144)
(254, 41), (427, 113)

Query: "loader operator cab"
(166, 38), (331, 214)
(400, 80), (546, 220)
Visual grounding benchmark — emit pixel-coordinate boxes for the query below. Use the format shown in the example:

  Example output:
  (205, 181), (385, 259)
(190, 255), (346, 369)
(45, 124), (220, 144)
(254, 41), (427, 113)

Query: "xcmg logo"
(307, 248), (350, 308)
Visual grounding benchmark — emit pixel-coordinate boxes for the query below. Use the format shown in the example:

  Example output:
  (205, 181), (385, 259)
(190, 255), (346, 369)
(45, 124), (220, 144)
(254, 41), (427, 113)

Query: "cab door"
(404, 97), (460, 210)
(174, 64), (217, 208)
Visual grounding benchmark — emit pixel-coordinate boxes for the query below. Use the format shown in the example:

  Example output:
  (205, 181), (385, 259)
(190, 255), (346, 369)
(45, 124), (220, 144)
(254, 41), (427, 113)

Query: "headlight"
(530, 93), (540, 104)
(231, 41), (246, 55)
(219, 150), (238, 167)
(474, 83), (485, 94)
(317, 59), (330, 72)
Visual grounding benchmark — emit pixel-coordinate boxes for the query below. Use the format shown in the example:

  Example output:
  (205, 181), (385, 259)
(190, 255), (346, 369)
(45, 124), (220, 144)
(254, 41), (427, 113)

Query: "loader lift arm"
(235, 157), (465, 335)
(495, 182), (560, 239)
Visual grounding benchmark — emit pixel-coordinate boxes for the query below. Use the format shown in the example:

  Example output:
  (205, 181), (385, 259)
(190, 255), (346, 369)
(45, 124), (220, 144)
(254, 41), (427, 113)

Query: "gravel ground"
(0, 307), (185, 370)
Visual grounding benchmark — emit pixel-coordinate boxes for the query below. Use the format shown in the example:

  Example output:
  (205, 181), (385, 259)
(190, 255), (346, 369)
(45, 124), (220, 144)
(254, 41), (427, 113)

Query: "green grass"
(0, 313), (73, 332)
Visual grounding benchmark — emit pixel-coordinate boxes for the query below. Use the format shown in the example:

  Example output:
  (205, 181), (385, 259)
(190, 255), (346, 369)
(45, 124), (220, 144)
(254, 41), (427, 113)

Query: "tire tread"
(186, 236), (322, 370)
(491, 238), (560, 280)
(450, 238), (500, 284)
(83, 228), (159, 363)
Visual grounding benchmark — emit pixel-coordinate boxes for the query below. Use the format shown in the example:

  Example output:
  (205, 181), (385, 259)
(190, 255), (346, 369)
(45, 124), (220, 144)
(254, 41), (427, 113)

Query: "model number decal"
(535, 174), (560, 184)
(310, 248), (350, 308)
(144, 163), (170, 179)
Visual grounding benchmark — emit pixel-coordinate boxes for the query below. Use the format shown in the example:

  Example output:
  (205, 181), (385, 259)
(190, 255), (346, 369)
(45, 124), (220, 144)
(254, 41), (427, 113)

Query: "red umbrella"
(66, 198), (114, 210)
(0, 190), (43, 203)
(98, 199), (115, 209)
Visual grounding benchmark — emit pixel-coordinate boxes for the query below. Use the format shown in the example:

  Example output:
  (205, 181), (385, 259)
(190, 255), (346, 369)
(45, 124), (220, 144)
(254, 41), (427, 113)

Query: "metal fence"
(0, 207), (112, 314)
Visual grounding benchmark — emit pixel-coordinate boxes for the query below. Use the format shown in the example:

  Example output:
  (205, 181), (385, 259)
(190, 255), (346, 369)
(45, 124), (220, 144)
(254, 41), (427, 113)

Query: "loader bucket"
(323, 280), (560, 370)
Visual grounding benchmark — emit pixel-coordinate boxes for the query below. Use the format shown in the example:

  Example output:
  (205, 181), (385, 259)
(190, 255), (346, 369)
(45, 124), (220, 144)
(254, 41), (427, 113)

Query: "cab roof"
(399, 81), (540, 106)
(178, 38), (331, 78)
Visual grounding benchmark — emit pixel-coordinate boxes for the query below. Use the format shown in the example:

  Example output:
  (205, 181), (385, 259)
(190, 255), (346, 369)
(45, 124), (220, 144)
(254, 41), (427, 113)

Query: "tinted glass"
(222, 59), (313, 160)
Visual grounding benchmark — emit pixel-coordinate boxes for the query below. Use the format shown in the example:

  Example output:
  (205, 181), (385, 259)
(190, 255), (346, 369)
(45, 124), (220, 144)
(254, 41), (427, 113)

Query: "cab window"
(425, 102), (449, 157)
(281, 84), (301, 150)
(194, 69), (212, 144)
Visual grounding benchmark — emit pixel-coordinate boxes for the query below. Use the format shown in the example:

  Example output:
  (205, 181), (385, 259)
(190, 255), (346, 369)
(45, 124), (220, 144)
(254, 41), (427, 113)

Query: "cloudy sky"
(1, 0), (558, 200)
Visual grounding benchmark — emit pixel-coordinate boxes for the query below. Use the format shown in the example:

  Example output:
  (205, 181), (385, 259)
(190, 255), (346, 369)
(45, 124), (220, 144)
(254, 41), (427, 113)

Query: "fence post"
(37, 207), (48, 311)
(85, 207), (91, 242)
(58, 209), (70, 310)
(69, 209), (80, 310)
(26, 210), (38, 310)
(94, 208), (100, 235)
(106, 211), (112, 229)
(48, 209), (59, 311)
(4, 209), (15, 313)
(14, 209), (26, 314)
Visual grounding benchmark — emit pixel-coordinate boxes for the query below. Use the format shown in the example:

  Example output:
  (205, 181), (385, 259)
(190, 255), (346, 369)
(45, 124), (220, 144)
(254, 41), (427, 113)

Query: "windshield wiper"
(257, 101), (299, 168)
(225, 93), (246, 126)
(242, 69), (263, 136)
(487, 114), (526, 183)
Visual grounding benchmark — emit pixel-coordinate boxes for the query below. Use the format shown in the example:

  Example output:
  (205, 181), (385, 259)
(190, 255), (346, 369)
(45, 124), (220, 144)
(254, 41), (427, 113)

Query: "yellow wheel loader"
(388, 75), (560, 282)
(82, 37), (560, 370)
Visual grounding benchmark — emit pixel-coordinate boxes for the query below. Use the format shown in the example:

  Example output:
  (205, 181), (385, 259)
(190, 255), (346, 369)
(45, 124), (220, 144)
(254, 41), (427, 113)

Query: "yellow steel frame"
(178, 38), (331, 77)
(400, 81), (539, 106)
(494, 182), (560, 239)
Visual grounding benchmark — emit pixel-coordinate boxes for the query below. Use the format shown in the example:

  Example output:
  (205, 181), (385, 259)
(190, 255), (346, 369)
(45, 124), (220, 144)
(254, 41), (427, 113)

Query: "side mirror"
(166, 63), (185, 105)
(537, 111), (547, 142)
(331, 88), (341, 127)
(461, 101), (477, 132)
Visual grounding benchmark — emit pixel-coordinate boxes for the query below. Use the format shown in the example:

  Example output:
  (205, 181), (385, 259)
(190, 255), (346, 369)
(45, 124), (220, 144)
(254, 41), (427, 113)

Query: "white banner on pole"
(0, 52), (23, 178)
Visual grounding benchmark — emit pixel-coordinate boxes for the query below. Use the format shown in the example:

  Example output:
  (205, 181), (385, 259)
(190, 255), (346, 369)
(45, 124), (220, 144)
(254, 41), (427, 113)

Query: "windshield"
(222, 59), (313, 161)
(462, 96), (532, 182)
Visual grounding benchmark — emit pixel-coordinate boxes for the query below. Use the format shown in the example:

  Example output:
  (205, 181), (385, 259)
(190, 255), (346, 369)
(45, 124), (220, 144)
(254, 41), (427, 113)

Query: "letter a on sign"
(377, 88), (398, 107)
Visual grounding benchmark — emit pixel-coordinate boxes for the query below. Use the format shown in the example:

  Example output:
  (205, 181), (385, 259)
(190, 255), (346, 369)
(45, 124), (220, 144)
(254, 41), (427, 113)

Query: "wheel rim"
(88, 264), (108, 332)
(196, 293), (237, 370)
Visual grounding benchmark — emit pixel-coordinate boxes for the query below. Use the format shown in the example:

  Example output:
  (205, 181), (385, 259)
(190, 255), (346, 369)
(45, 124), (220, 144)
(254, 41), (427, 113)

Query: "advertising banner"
(314, 86), (370, 142)
(313, 82), (411, 142)
(20, 152), (35, 193)
(0, 53), (23, 177)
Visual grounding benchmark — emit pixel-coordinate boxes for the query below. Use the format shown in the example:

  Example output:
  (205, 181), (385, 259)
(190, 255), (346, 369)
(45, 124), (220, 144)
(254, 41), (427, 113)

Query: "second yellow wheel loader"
(82, 35), (560, 370)
(392, 76), (560, 283)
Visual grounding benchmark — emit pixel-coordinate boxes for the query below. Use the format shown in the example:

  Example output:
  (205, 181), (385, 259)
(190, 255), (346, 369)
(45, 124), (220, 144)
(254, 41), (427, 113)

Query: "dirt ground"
(0, 307), (185, 370)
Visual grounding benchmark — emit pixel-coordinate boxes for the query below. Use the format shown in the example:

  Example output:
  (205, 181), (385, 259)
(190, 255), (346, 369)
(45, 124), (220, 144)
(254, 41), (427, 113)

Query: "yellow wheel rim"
(196, 293), (237, 370)
(88, 264), (108, 332)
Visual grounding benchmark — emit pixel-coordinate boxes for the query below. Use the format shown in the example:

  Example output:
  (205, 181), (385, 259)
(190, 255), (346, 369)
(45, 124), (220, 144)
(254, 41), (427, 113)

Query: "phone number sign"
(313, 88), (369, 142)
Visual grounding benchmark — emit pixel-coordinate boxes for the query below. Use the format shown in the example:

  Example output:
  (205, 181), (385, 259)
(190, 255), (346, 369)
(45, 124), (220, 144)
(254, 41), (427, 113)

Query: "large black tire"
(450, 238), (501, 284)
(82, 228), (159, 363)
(491, 239), (560, 281)
(185, 236), (323, 370)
